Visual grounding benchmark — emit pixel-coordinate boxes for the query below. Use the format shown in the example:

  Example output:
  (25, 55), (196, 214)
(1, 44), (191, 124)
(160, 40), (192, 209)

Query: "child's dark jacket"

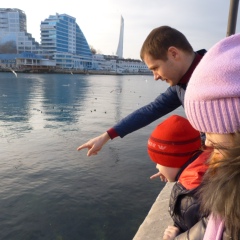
(169, 151), (210, 233)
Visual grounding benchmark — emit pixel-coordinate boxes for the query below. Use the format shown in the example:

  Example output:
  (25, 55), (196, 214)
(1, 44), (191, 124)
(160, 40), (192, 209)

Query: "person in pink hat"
(147, 115), (211, 240)
(176, 33), (240, 239)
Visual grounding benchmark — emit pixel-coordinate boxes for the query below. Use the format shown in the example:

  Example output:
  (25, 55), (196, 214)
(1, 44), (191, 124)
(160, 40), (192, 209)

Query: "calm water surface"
(0, 72), (184, 240)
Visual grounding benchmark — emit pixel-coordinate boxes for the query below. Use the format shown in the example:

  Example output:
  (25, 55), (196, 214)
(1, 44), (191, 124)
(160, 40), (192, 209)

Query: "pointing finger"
(150, 172), (162, 179)
(77, 143), (89, 151)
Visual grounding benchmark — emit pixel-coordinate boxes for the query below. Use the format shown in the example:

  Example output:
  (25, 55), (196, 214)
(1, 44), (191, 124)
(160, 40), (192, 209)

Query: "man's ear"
(167, 46), (179, 59)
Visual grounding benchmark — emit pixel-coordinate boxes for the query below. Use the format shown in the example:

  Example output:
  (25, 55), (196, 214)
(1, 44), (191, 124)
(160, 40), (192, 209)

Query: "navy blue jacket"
(108, 50), (206, 138)
(114, 84), (184, 137)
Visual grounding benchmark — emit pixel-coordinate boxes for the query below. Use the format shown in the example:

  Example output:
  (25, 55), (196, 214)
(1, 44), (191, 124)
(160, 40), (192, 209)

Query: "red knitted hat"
(148, 115), (201, 168)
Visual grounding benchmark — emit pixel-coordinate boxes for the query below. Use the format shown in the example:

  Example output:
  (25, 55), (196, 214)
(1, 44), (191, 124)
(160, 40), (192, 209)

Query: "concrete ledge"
(133, 182), (174, 240)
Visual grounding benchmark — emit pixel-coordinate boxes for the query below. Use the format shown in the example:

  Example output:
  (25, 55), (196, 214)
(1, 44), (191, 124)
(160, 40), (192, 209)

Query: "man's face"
(143, 50), (181, 86)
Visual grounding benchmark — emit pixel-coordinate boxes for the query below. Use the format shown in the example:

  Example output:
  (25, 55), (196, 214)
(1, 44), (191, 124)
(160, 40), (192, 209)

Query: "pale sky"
(2, 0), (240, 59)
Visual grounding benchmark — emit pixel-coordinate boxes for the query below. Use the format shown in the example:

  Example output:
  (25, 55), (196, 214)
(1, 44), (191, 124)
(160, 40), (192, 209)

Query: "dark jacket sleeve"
(112, 86), (181, 138)
(175, 217), (208, 240)
(169, 183), (202, 232)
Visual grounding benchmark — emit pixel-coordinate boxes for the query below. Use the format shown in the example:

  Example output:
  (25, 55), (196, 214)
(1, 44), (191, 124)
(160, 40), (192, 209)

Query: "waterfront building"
(116, 58), (150, 74)
(0, 9), (150, 74)
(0, 8), (41, 54)
(92, 54), (150, 74)
(0, 52), (56, 72)
(40, 13), (92, 70)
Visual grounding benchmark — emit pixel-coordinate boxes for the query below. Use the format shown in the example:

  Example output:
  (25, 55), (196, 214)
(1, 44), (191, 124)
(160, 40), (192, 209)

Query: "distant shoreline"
(0, 69), (152, 76)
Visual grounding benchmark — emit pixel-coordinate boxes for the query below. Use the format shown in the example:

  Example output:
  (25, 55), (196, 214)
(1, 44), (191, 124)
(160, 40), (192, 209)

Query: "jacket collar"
(178, 52), (204, 85)
(178, 151), (211, 190)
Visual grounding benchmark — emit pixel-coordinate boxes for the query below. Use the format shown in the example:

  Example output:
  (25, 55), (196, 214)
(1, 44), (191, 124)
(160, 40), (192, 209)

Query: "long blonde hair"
(199, 132), (240, 239)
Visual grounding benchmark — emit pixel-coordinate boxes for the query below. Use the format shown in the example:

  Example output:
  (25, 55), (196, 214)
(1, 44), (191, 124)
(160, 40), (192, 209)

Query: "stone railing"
(133, 182), (174, 240)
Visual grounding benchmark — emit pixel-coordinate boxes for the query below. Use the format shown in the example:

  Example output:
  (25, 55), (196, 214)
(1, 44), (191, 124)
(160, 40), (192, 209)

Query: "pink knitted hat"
(185, 33), (240, 134)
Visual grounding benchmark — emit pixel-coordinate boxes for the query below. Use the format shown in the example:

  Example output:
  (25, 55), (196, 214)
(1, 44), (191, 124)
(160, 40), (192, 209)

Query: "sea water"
(0, 72), (185, 240)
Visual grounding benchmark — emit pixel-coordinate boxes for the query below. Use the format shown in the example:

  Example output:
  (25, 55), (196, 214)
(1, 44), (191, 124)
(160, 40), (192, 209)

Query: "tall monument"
(116, 16), (124, 58)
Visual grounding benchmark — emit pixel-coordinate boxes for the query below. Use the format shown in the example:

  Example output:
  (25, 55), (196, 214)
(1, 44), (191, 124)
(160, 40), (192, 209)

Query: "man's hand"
(77, 132), (111, 156)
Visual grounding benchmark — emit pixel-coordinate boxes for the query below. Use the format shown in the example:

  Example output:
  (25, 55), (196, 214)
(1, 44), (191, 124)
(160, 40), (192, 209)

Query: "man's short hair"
(140, 26), (193, 61)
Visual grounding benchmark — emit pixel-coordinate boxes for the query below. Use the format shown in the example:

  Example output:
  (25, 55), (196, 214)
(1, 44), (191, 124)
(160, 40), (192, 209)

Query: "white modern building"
(0, 8), (41, 54)
(92, 54), (150, 74)
(41, 13), (92, 70)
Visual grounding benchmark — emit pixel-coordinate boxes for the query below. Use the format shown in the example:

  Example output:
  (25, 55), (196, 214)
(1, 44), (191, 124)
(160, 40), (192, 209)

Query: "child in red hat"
(148, 115), (211, 240)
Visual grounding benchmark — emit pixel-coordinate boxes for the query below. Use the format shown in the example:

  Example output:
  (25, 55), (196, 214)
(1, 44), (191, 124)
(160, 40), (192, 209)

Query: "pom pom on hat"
(148, 115), (201, 168)
(185, 33), (240, 134)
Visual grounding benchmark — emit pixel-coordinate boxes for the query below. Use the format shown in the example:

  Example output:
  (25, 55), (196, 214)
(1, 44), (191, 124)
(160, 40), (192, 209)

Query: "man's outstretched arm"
(77, 86), (181, 156)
